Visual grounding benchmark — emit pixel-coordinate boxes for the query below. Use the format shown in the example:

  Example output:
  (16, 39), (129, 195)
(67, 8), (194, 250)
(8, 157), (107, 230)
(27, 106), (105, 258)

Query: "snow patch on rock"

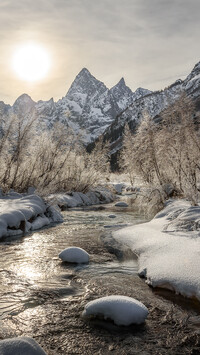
(59, 247), (89, 263)
(0, 336), (47, 355)
(0, 194), (63, 239)
(82, 295), (148, 325)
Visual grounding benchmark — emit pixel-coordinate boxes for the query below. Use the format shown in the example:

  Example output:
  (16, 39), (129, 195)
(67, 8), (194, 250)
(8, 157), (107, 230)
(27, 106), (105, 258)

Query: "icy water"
(0, 202), (200, 354)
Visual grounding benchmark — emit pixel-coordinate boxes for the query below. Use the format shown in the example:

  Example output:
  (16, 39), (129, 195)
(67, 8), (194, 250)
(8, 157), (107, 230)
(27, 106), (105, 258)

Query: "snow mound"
(115, 201), (128, 207)
(47, 188), (114, 210)
(0, 336), (47, 355)
(82, 295), (148, 325)
(0, 195), (63, 239)
(113, 199), (200, 300)
(164, 205), (200, 232)
(59, 247), (89, 263)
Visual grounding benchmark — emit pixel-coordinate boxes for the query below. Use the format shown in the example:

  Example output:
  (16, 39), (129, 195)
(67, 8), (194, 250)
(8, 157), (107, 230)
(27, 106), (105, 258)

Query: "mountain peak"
(13, 94), (35, 114)
(185, 60), (200, 83)
(190, 61), (200, 77)
(14, 93), (34, 104)
(116, 77), (126, 87)
(78, 67), (91, 76)
(133, 87), (152, 99)
(66, 68), (107, 98)
(110, 77), (132, 95)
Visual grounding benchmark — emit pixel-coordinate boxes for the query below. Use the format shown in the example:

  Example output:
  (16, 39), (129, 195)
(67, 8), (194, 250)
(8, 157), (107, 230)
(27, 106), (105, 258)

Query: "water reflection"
(0, 206), (147, 323)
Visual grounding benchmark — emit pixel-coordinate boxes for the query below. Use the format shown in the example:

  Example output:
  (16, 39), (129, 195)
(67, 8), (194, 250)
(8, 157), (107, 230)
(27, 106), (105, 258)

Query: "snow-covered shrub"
(0, 114), (110, 194)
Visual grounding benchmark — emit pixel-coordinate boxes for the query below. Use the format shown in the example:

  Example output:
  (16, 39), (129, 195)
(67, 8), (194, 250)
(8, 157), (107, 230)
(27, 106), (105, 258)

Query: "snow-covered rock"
(85, 191), (100, 205)
(94, 187), (114, 204)
(113, 199), (200, 301)
(59, 247), (89, 263)
(82, 295), (148, 325)
(0, 336), (47, 355)
(47, 188), (114, 210)
(0, 194), (62, 239)
(163, 205), (200, 232)
(30, 215), (50, 230)
(112, 183), (125, 194)
(48, 194), (79, 209)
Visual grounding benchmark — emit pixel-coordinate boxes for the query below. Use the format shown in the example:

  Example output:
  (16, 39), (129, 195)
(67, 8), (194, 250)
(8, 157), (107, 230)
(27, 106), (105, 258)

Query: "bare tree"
(120, 94), (200, 205)
(0, 113), (110, 194)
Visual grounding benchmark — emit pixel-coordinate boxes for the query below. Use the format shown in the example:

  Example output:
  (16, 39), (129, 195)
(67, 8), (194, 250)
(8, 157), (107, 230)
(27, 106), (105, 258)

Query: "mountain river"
(0, 201), (199, 354)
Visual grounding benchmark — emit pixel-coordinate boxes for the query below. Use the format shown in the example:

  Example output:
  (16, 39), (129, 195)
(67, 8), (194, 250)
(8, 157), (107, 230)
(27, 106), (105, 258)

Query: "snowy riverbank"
(0, 188), (114, 239)
(112, 199), (200, 301)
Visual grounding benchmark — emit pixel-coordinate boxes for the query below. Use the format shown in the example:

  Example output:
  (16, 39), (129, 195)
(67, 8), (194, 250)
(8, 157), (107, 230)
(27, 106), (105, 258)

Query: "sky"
(0, 0), (199, 104)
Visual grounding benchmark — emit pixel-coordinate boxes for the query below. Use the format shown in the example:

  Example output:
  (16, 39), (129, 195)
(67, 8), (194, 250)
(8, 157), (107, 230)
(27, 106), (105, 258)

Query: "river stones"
(0, 336), (47, 355)
(82, 295), (148, 326)
(59, 247), (89, 263)
(108, 214), (116, 218)
(115, 201), (128, 207)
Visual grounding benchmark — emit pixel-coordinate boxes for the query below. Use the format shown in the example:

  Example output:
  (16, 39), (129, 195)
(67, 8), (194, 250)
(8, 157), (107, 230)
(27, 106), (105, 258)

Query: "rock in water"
(59, 247), (89, 263)
(0, 336), (47, 355)
(82, 295), (148, 325)
(115, 202), (128, 207)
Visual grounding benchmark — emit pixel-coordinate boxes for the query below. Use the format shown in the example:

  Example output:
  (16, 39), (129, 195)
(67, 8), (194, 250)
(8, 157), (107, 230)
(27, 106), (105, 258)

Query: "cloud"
(0, 0), (199, 103)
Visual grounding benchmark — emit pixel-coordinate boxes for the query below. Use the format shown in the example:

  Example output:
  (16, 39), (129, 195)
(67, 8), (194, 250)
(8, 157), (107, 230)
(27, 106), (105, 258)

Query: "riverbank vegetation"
(120, 94), (200, 205)
(0, 114), (109, 195)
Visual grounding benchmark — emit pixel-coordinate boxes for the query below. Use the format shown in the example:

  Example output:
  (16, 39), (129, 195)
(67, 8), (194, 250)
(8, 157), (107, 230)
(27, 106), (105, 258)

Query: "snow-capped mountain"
(102, 61), (200, 163)
(0, 61), (200, 147)
(183, 61), (200, 97)
(0, 68), (151, 143)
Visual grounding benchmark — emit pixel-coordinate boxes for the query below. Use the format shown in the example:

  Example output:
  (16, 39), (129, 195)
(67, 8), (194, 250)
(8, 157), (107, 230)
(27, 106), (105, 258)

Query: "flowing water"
(0, 202), (199, 354)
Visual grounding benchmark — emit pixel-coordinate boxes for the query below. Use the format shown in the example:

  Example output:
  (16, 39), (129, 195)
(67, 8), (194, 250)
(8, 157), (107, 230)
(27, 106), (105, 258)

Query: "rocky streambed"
(0, 204), (199, 354)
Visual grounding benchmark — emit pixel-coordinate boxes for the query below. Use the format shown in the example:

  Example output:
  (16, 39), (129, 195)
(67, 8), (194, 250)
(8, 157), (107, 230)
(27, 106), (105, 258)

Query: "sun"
(12, 43), (51, 82)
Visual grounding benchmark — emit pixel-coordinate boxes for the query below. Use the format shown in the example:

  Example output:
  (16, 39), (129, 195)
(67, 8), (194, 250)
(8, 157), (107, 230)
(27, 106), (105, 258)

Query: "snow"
(0, 336), (47, 355)
(59, 247), (89, 263)
(0, 188), (114, 239)
(0, 194), (63, 239)
(31, 215), (50, 230)
(48, 188), (114, 209)
(113, 199), (200, 300)
(90, 107), (103, 117)
(82, 295), (148, 325)
(67, 100), (83, 114)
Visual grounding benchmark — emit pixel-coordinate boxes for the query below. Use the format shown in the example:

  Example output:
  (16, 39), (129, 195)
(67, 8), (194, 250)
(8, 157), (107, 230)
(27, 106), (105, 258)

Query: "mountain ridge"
(0, 61), (199, 145)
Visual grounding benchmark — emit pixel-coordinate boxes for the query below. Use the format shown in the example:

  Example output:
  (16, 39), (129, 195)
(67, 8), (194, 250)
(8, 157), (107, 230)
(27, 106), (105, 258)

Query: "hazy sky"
(0, 0), (199, 104)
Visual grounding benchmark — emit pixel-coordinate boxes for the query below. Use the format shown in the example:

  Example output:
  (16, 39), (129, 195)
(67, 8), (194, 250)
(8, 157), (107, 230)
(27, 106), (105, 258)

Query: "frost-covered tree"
(120, 112), (163, 185)
(120, 94), (200, 204)
(158, 94), (200, 204)
(0, 114), (110, 194)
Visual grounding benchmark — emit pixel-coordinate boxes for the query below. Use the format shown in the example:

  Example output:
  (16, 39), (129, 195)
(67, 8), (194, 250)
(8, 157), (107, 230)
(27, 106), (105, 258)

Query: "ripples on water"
(0, 206), (146, 321)
(0, 203), (199, 355)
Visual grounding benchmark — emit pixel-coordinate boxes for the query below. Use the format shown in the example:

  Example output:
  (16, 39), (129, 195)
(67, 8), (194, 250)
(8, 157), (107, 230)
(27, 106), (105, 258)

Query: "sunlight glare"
(12, 43), (51, 82)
